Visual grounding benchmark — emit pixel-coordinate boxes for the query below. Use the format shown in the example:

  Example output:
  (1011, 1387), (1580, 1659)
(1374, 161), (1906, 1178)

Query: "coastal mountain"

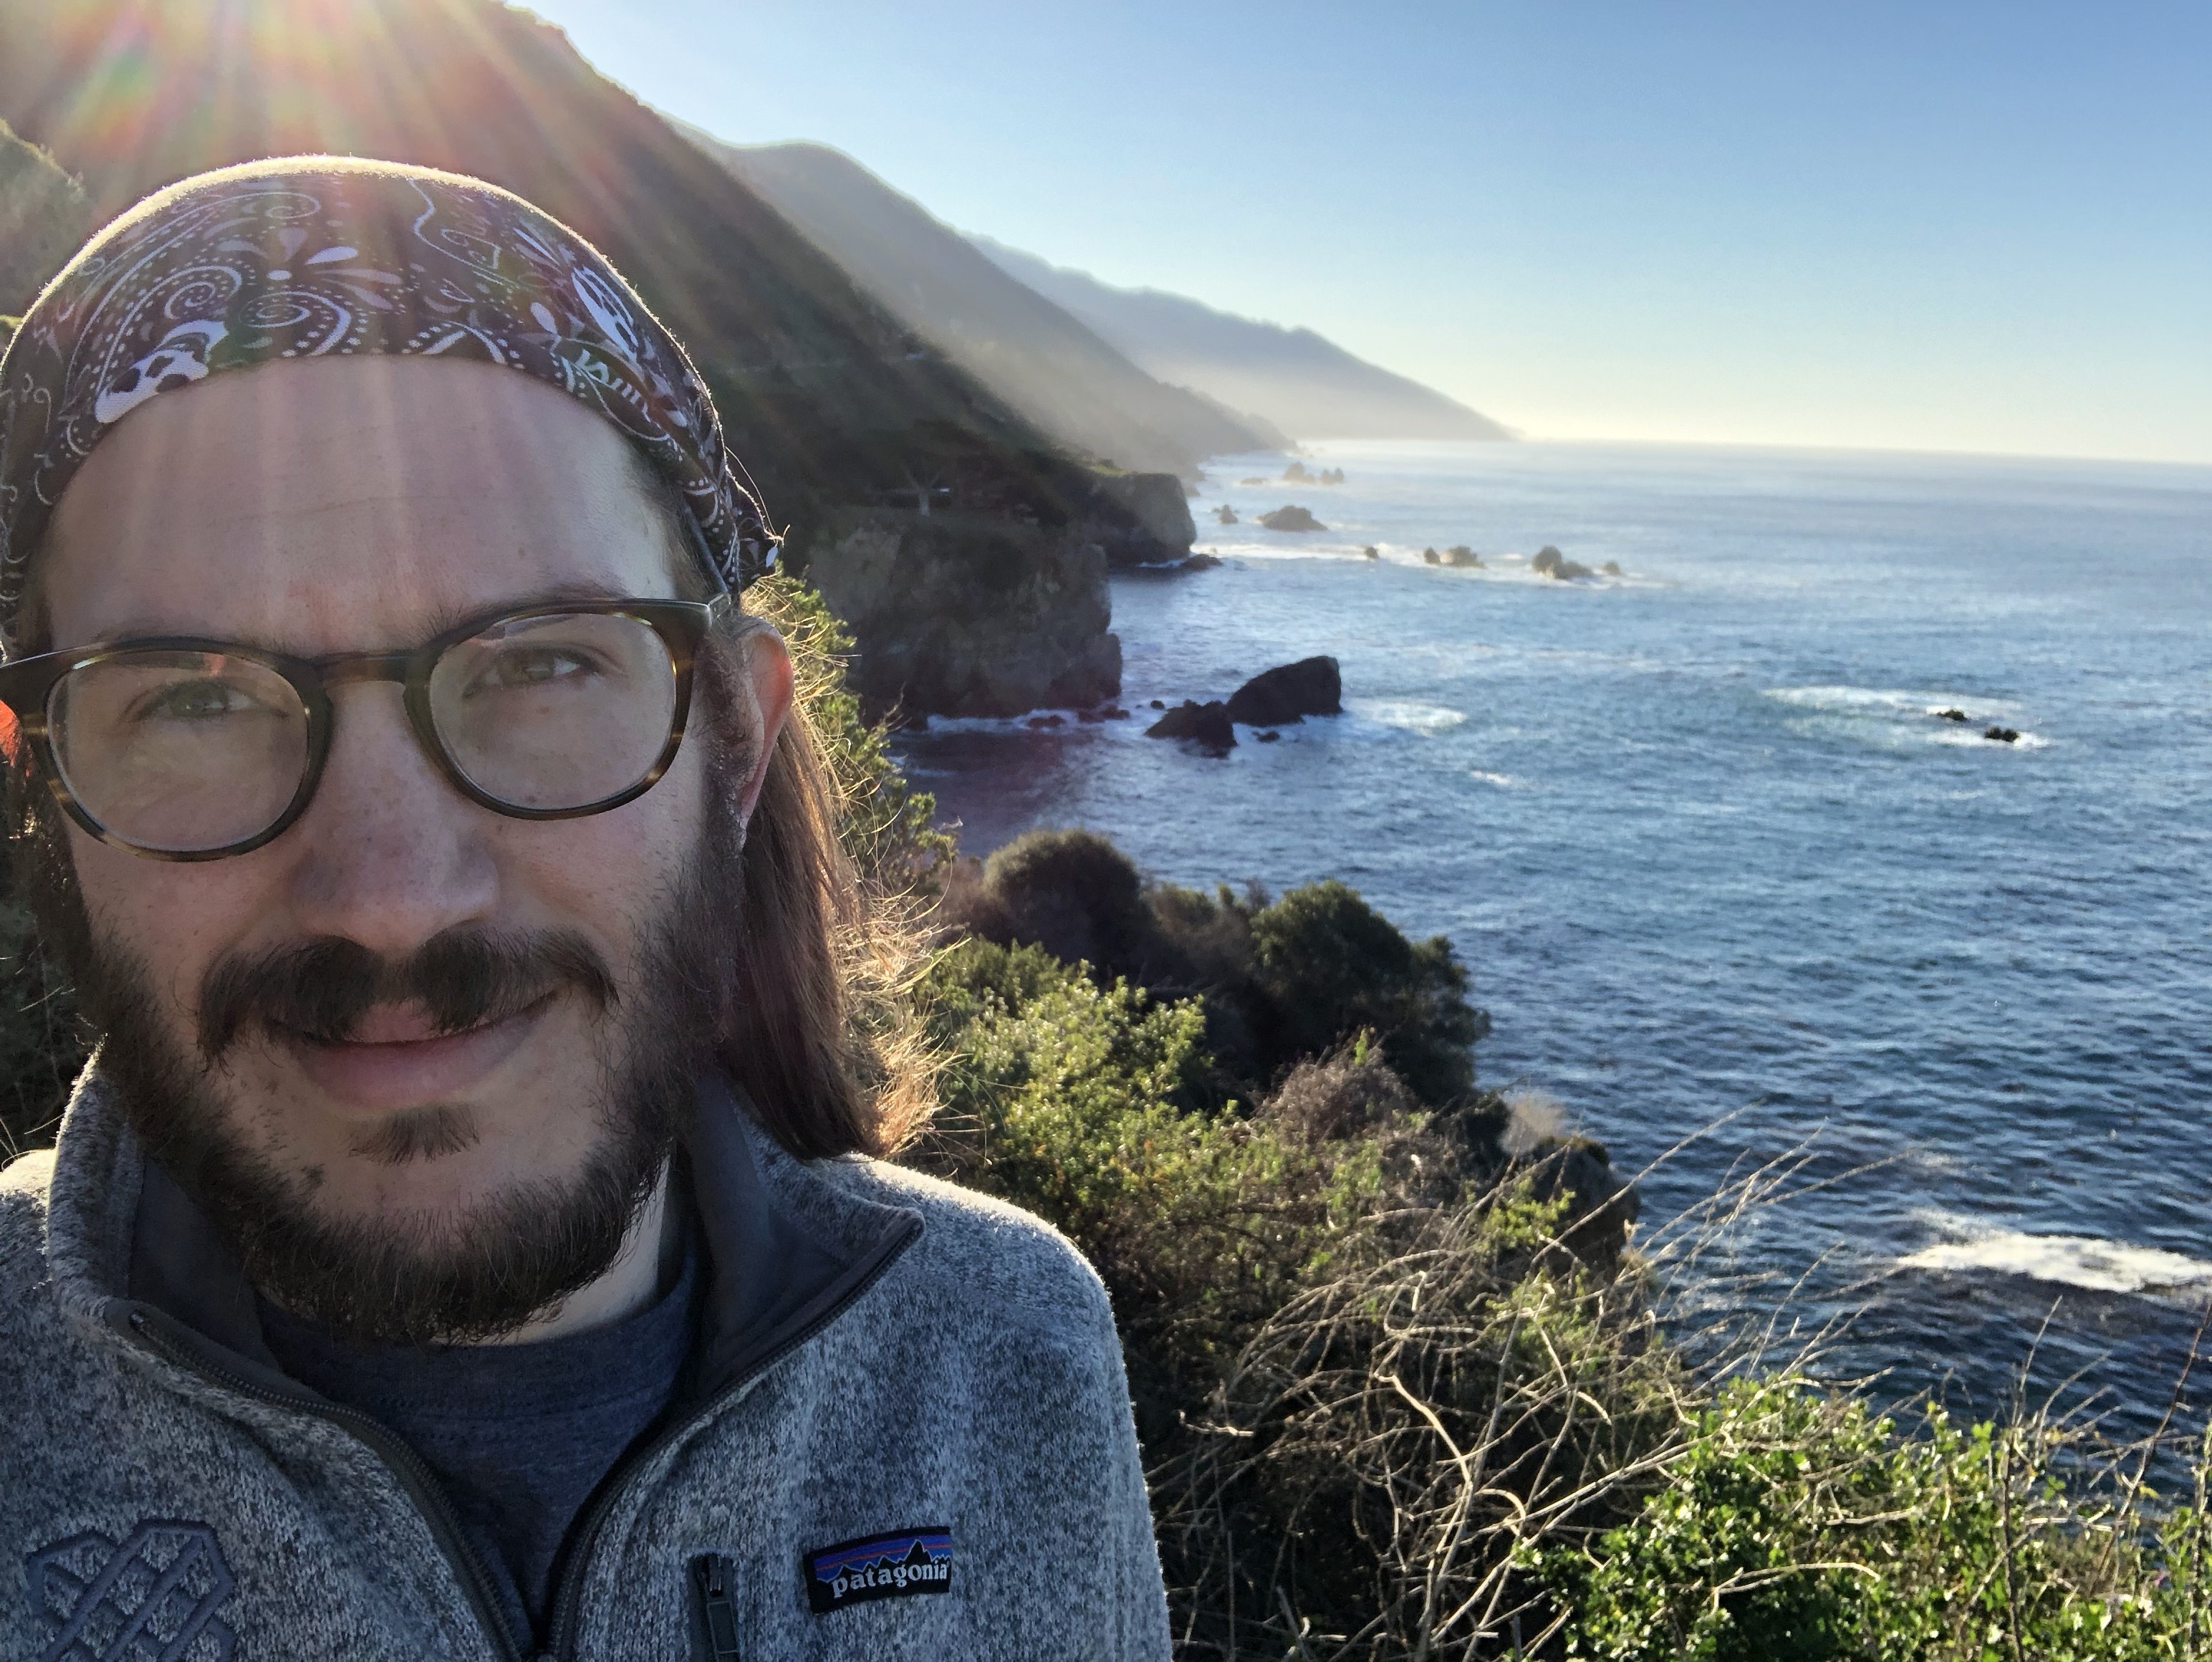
(0, 0), (1168, 716)
(0, 120), (87, 317)
(697, 137), (1287, 479)
(974, 238), (1514, 443)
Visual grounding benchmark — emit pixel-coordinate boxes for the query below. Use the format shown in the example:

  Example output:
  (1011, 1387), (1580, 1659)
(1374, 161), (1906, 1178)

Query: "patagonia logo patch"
(804, 1527), (953, 1613)
(27, 1519), (237, 1662)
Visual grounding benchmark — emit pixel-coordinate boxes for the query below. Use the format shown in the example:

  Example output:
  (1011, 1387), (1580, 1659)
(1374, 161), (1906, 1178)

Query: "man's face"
(37, 355), (777, 1337)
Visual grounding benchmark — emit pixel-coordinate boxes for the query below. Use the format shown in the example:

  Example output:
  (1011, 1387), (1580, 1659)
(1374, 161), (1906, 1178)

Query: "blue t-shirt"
(261, 1244), (699, 1651)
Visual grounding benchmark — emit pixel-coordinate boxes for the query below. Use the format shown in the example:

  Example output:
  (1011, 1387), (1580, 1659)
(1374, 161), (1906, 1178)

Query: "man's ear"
(730, 622), (794, 823)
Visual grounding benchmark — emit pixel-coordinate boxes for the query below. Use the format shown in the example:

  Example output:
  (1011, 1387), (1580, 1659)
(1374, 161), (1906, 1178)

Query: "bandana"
(0, 156), (776, 652)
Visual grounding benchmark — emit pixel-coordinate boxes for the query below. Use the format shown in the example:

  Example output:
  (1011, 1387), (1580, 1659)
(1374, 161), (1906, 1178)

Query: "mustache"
(197, 926), (617, 1060)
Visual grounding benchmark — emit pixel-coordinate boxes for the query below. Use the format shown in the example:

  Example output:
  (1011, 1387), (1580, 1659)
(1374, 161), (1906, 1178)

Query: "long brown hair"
(703, 640), (930, 1161)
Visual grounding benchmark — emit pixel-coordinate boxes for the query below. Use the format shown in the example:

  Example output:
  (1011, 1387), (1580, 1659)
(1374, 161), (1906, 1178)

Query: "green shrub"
(1246, 878), (1489, 1105)
(1545, 1376), (2212, 1662)
(944, 830), (1492, 1111)
(921, 936), (1424, 1446)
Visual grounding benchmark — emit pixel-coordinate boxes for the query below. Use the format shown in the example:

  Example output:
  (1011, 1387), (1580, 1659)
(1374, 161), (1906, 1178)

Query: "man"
(0, 158), (1170, 1661)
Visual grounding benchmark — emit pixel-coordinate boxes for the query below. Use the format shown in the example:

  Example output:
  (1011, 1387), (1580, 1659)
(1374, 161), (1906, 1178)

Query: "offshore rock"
(1145, 699), (1236, 752)
(1225, 656), (1342, 726)
(1258, 504), (1326, 532)
(1086, 471), (1196, 568)
(803, 508), (1120, 717)
(1532, 545), (1595, 580)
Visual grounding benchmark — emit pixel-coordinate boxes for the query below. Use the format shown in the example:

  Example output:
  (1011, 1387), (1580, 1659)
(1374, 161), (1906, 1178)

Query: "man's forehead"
(40, 355), (683, 650)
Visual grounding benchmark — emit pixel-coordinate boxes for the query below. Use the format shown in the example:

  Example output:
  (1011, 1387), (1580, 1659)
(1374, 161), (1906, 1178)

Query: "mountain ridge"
(973, 237), (1514, 444)
(693, 135), (1284, 477)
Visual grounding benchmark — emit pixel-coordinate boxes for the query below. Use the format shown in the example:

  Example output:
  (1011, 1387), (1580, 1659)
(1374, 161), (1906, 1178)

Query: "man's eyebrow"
(64, 581), (650, 656)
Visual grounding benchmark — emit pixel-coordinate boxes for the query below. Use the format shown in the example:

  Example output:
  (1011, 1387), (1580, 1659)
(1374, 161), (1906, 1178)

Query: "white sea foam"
(1765, 684), (2006, 716)
(1764, 685), (2046, 751)
(1468, 769), (1524, 788)
(1901, 1223), (2212, 1296)
(1353, 698), (1467, 734)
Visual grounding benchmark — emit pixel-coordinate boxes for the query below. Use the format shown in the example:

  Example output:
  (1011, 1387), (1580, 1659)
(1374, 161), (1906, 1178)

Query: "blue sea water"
(897, 439), (2212, 1433)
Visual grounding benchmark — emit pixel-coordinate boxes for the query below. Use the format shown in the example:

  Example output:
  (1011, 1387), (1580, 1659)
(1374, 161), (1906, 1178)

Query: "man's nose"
(282, 682), (499, 956)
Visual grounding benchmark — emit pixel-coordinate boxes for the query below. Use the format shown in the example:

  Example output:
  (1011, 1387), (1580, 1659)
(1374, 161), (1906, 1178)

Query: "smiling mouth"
(277, 994), (558, 1112)
(279, 989), (559, 1052)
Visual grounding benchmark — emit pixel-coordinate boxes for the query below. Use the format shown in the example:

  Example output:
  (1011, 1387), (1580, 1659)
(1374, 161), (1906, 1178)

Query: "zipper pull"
(689, 1554), (742, 1662)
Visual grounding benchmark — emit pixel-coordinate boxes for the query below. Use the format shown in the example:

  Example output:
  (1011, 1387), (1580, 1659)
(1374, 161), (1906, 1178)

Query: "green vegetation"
(4, 580), (2211, 1658)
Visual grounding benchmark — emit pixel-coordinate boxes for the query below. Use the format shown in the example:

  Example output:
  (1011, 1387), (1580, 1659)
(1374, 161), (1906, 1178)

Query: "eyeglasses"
(0, 593), (734, 862)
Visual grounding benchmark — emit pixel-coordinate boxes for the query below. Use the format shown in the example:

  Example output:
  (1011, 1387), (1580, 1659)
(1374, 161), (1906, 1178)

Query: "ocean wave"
(1352, 698), (1467, 734)
(1765, 684), (2009, 716)
(1900, 1223), (2212, 1296)
(1765, 685), (2046, 751)
(1468, 769), (1524, 788)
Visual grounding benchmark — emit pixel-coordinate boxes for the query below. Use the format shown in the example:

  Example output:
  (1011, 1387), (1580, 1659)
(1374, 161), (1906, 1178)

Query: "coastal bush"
(946, 829), (1493, 1112)
(918, 936), (1483, 1447)
(1543, 1378), (2212, 1662)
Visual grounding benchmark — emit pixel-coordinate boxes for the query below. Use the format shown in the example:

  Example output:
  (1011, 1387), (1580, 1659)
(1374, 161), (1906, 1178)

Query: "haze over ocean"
(901, 439), (2212, 1431)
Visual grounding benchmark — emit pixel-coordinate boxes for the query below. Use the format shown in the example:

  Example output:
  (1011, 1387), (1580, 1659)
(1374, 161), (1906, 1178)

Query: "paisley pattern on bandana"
(0, 158), (776, 650)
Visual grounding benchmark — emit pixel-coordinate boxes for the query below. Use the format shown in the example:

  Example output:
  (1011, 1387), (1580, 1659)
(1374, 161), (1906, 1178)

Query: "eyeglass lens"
(43, 613), (682, 854)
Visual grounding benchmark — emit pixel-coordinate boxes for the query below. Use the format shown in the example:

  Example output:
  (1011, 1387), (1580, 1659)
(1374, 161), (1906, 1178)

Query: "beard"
(36, 765), (747, 1348)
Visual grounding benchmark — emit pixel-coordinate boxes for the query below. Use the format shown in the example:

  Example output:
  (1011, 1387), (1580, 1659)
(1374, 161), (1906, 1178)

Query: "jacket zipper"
(542, 1215), (920, 1660)
(691, 1554), (744, 1661)
(116, 1305), (526, 1662)
(115, 1211), (918, 1662)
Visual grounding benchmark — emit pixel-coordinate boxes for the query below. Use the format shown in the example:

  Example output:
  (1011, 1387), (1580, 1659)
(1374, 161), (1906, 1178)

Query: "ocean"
(896, 439), (2212, 1434)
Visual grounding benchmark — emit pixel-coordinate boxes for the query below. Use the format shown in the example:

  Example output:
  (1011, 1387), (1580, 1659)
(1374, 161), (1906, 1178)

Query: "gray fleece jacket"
(0, 1070), (1172, 1661)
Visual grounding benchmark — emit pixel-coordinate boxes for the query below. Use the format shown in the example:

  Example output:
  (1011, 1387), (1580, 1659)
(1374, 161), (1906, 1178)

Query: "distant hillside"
(974, 238), (1514, 443)
(0, 118), (87, 315)
(698, 138), (1283, 477)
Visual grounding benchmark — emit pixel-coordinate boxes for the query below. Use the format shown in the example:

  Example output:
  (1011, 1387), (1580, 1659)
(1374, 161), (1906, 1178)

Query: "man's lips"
(279, 996), (553, 1112)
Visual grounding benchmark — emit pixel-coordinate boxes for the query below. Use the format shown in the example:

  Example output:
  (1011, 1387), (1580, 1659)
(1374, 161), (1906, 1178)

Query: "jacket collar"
(44, 1064), (920, 1398)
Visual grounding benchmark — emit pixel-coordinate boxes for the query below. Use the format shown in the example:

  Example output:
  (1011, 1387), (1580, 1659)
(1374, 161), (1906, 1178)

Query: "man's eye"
(476, 647), (600, 691)
(140, 679), (261, 722)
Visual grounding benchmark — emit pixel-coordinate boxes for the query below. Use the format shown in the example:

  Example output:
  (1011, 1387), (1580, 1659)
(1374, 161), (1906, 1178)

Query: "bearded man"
(0, 158), (1168, 1662)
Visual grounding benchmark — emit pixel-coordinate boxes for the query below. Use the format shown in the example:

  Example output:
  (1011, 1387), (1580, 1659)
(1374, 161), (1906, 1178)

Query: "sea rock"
(1531, 545), (1595, 581)
(1145, 700), (1236, 751)
(1150, 699), (1166, 709)
(1026, 714), (1064, 729)
(1520, 1137), (1642, 1269)
(1225, 656), (1343, 726)
(1362, 544), (1380, 559)
(1423, 547), (1441, 565)
(1984, 726), (2021, 744)
(803, 507), (1120, 716)
(1212, 504), (1238, 524)
(1282, 461), (1345, 485)
(1258, 504), (1327, 532)
(1239, 476), (1268, 485)
(1936, 708), (1968, 722)
(1601, 560), (1622, 576)
(1256, 729), (1281, 742)
(1443, 544), (1482, 567)
(1085, 471), (1198, 568)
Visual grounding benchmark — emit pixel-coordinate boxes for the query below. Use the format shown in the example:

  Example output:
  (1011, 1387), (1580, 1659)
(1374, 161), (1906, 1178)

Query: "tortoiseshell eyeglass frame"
(0, 591), (735, 863)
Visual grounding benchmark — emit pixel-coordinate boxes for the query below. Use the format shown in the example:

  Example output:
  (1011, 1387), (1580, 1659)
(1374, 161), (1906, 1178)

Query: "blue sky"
(526, 1), (2210, 463)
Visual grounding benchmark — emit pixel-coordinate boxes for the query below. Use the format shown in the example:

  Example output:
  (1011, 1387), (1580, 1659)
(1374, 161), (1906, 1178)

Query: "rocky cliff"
(804, 509), (1120, 716)
(0, 0), (1122, 716)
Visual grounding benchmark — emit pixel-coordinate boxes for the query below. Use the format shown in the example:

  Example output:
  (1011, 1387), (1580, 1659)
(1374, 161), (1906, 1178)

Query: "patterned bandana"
(0, 155), (776, 653)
